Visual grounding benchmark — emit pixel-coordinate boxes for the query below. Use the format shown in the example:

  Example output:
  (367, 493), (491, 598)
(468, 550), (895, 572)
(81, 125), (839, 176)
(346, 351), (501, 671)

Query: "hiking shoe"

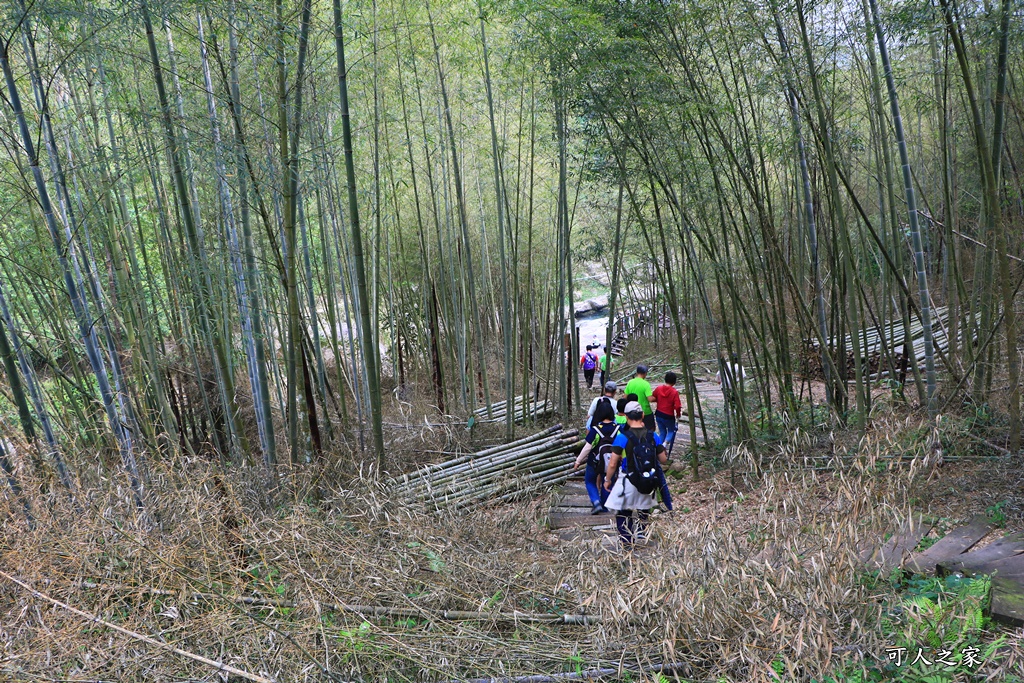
(590, 503), (605, 515)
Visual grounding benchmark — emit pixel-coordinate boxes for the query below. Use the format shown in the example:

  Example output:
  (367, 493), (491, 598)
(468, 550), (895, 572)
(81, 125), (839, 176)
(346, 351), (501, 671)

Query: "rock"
(573, 294), (609, 318)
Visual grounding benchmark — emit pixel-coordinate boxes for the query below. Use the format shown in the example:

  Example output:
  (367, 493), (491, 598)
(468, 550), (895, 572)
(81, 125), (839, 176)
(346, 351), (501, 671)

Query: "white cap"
(624, 401), (643, 416)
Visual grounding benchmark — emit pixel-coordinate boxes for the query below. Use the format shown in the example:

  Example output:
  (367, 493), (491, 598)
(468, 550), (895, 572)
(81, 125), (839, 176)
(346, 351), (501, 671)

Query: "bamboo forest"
(1, 0), (1023, 679)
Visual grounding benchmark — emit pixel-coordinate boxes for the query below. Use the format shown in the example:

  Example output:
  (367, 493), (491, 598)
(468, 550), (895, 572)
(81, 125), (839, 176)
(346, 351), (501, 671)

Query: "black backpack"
(589, 423), (620, 470)
(593, 395), (613, 415)
(624, 429), (660, 495)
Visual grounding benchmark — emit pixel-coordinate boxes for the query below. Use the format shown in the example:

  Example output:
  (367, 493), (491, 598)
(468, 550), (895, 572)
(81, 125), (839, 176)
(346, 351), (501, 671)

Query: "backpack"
(592, 395), (613, 414)
(624, 429), (660, 495)
(583, 352), (598, 370)
(589, 423), (619, 470)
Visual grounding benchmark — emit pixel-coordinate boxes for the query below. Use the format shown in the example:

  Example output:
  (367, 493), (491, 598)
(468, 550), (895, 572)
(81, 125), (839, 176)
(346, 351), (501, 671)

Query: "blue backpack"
(583, 352), (598, 370)
(624, 429), (660, 495)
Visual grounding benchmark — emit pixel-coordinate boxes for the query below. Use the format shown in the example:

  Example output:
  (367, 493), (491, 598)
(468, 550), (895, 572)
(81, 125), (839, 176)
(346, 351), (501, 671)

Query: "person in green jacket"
(624, 365), (656, 430)
(615, 397), (629, 425)
(599, 349), (611, 387)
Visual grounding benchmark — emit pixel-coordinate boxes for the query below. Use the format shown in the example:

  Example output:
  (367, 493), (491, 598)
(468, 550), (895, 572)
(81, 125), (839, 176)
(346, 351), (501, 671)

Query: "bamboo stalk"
(453, 660), (687, 683)
(0, 440), (31, 525)
(73, 581), (600, 625)
(401, 444), (569, 495)
(472, 394), (542, 414)
(2, 33), (143, 509)
(0, 571), (273, 683)
(334, 0), (385, 461)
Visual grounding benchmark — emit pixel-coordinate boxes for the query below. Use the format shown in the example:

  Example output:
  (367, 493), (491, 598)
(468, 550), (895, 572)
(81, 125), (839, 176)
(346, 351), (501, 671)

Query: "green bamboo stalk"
(795, 0), (865, 423)
(141, 0), (247, 460)
(427, 0), (491, 415)
(521, 81), (537, 425)
(334, 0), (385, 463)
(0, 287), (36, 445)
(989, 0), (1018, 450)
(224, 2), (277, 467)
(0, 278), (70, 488)
(870, 0), (937, 417)
(93, 56), (179, 453)
(479, 5), (514, 440)
(198, 13), (274, 467)
(1, 36), (144, 510)
(772, 6), (837, 415)
(0, 439), (31, 526)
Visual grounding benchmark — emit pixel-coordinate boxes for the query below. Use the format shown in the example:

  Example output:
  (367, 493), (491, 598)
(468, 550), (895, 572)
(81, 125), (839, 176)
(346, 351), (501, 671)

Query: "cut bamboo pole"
(73, 581), (600, 625)
(452, 660), (687, 683)
(422, 456), (577, 511)
(0, 571), (273, 683)
(473, 395), (554, 424)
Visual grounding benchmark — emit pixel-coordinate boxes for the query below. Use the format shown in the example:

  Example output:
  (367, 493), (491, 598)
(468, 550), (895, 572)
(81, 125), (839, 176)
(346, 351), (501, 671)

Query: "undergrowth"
(0, 412), (1021, 682)
(816, 572), (1015, 682)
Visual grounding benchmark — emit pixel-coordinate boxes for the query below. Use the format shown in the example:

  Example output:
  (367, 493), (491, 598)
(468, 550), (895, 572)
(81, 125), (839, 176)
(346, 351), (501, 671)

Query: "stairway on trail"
(544, 472), (677, 543)
(545, 476), (617, 542)
(603, 308), (658, 358)
(855, 513), (1024, 627)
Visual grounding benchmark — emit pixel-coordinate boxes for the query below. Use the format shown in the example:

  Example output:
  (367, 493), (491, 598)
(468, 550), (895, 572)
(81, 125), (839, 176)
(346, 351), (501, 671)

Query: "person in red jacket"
(651, 372), (682, 455)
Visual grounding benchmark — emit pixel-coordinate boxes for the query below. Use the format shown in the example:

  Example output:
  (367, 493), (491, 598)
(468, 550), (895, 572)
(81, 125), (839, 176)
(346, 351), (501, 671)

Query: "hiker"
(580, 345), (599, 389)
(652, 371), (682, 456)
(624, 365), (656, 430)
(585, 381), (617, 431)
(603, 401), (668, 546)
(599, 348), (610, 387)
(655, 455), (673, 513)
(714, 353), (748, 402)
(614, 397), (629, 425)
(620, 392), (673, 512)
(572, 402), (619, 514)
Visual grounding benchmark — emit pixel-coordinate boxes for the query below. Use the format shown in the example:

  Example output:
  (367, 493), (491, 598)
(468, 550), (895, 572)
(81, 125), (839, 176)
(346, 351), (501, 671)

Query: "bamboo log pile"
(394, 426), (582, 511)
(472, 394), (554, 423)
(803, 306), (979, 380)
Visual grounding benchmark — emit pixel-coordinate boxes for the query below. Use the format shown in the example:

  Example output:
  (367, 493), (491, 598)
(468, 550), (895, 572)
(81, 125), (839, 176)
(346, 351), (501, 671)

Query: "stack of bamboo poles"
(806, 306), (980, 380)
(394, 426), (581, 511)
(472, 395), (554, 423)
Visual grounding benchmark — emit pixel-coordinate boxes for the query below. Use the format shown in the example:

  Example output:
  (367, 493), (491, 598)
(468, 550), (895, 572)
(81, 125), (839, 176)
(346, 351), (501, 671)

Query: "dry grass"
(1, 411), (1022, 682)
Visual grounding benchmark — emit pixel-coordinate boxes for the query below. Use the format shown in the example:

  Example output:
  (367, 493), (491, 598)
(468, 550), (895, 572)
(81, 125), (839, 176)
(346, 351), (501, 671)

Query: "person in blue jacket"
(603, 401), (668, 546)
(614, 401), (674, 513)
(572, 401), (619, 513)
